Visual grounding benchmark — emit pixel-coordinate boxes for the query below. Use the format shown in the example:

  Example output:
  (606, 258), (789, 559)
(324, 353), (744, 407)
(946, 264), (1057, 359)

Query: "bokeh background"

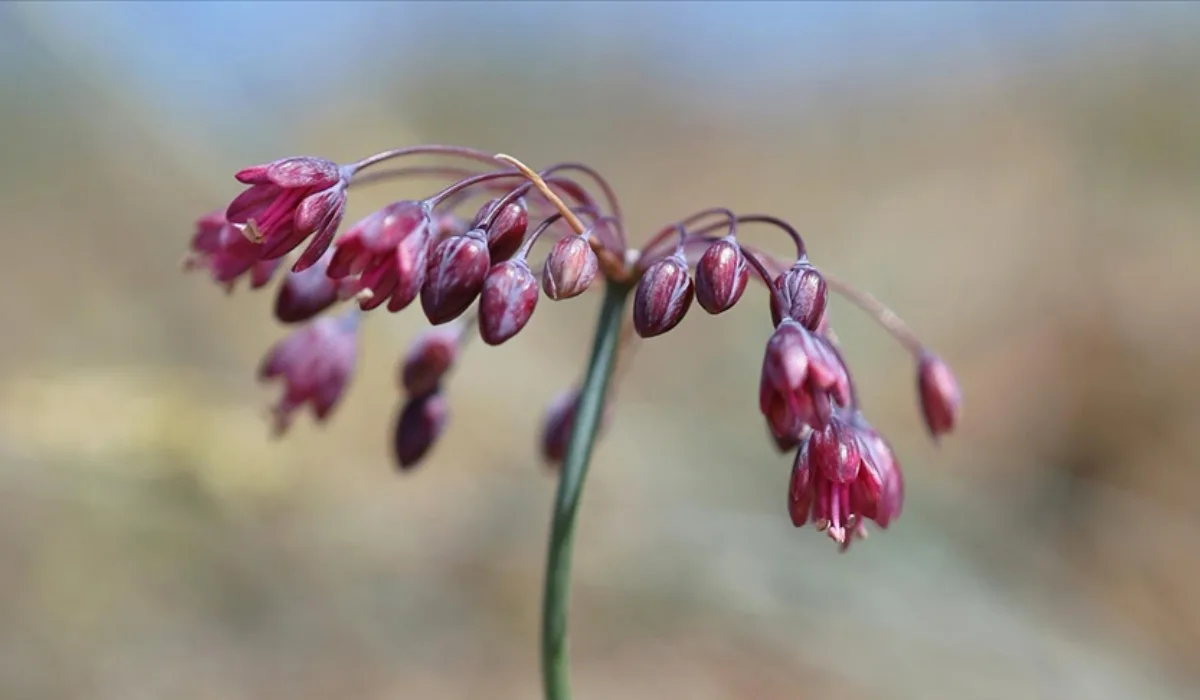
(2, 2), (1199, 698)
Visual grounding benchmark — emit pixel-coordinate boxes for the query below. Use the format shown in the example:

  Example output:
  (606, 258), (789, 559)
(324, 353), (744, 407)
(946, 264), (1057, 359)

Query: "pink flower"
(329, 201), (434, 313)
(917, 351), (962, 439)
(759, 319), (852, 443)
(185, 210), (283, 291)
(225, 156), (349, 272)
(258, 310), (359, 436)
(788, 411), (903, 551)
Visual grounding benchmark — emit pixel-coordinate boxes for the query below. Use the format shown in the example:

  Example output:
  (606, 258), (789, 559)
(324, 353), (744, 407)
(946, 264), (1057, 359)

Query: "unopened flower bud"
(917, 352), (961, 439)
(420, 229), (490, 325)
(694, 236), (748, 315)
(393, 391), (449, 470)
(473, 197), (529, 262)
(539, 388), (611, 468)
(479, 259), (539, 346)
(633, 253), (694, 338)
(400, 326), (460, 397)
(273, 250), (339, 324)
(770, 261), (828, 330)
(542, 235), (598, 300)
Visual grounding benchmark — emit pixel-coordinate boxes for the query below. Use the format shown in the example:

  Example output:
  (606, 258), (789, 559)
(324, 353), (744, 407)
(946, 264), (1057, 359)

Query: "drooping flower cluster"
(185, 145), (961, 550)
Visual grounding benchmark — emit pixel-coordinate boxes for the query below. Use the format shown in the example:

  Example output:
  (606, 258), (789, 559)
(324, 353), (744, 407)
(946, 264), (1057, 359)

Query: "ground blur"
(2, 3), (1199, 699)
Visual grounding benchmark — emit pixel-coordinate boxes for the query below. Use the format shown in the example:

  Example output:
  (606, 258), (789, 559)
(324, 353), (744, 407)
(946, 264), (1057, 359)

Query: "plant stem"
(541, 280), (632, 700)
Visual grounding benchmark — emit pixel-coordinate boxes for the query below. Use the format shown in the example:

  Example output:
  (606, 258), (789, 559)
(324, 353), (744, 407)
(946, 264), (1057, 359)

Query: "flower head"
(273, 249), (341, 324)
(329, 201), (434, 312)
(225, 156), (349, 271)
(917, 351), (962, 439)
(400, 325), (461, 397)
(393, 390), (449, 470)
(479, 258), (540, 346)
(258, 310), (359, 436)
(633, 252), (694, 338)
(542, 235), (598, 300)
(694, 236), (748, 315)
(420, 228), (491, 325)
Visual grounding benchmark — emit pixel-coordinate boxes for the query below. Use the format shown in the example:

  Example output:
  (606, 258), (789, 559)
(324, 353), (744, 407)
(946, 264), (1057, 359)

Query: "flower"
(542, 235), (598, 300)
(917, 351), (962, 439)
(185, 210), (284, 291)
(769, 260), (828, 330)
(788, 411), (903, 550)
(633, 252), (694, 338)
(399, 326), (461, 397)
(694, 235), (748, 314)
(759, 319), (852, 443)
(258, 310), (359, 436)
(225, 156), (349, 272)
(393, 391), (449, 470)
(273, 249), (341, 324)
(420, 229), (491, 325)
(479, 259), (540, 346)
(329, 201), (434, 312)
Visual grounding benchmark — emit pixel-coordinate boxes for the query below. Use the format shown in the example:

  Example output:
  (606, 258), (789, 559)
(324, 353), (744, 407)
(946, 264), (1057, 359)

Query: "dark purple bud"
(420, 229), (490, 324)
(917, 352), (961, 439)
(479, 259), (539, 346)
(393, 391), (449, 470)
(769, 261), (828, 330)
(399, 326), (460, 397)
(539, 388), (611, 468)
(473, 197), (529, 263)
(542, 235), (598, 300)
(633, 253), (694, 338)
(694, 236), (748, 315)
(273, 249), (339, 323)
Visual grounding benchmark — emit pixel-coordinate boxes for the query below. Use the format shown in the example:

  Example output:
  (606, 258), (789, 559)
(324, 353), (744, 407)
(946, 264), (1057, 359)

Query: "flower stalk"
(540, 279), (631, 700)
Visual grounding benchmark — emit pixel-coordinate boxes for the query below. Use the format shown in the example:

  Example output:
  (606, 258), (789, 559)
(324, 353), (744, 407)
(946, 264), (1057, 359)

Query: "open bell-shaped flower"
(633, 251), (694, 338)
(225, 156), (349, 272)
(420, 228), (491, 325)
(479, 258), (540, 346)
(694, 235), (748, 315)
(329, 201), (434, 313)
(258, 310), (359, 436)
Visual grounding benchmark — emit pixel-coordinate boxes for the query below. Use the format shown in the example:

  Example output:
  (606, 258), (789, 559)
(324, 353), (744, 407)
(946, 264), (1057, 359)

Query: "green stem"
(541, 280), (632, 700)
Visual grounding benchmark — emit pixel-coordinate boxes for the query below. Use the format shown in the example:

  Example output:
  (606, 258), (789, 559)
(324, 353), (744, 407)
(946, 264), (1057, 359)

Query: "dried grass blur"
(1, 4), (1198, 699)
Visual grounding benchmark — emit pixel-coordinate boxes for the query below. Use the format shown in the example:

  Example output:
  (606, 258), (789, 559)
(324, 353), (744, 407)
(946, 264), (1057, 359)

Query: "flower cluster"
(185, 145), (961, 550)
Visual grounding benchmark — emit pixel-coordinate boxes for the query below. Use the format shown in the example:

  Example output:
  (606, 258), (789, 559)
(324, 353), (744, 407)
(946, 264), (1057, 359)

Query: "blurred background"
(2, 2), (1199, 698)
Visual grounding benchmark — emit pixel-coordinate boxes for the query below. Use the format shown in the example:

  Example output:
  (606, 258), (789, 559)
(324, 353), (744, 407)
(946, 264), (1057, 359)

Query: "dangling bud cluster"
(185, 144), (960, 552)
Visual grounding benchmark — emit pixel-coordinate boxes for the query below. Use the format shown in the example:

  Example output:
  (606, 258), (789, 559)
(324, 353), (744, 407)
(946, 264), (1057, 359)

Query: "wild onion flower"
(185, 144), (961, 699)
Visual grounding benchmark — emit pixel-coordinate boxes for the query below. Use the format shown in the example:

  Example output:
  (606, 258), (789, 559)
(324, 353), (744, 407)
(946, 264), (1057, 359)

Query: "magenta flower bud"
(473, 197), (529, 262)
(225, 156), (349, 272)
(542, 235), (598, 300)
(258, 311), (359, 436)
(694, 236), (748, 315)
(273, 249), (339, 324)
(917, 351), (961, 439)
(420, 229), (490, 325)
(633, 253), (694, 338)
(329, 201), (434, 313)
(539, 388), (611, 468)
(769, 261), (828, 330)
(479, 259), (540, 346)
(393, 391), (449, 470)
(399, 326), (460, 397)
